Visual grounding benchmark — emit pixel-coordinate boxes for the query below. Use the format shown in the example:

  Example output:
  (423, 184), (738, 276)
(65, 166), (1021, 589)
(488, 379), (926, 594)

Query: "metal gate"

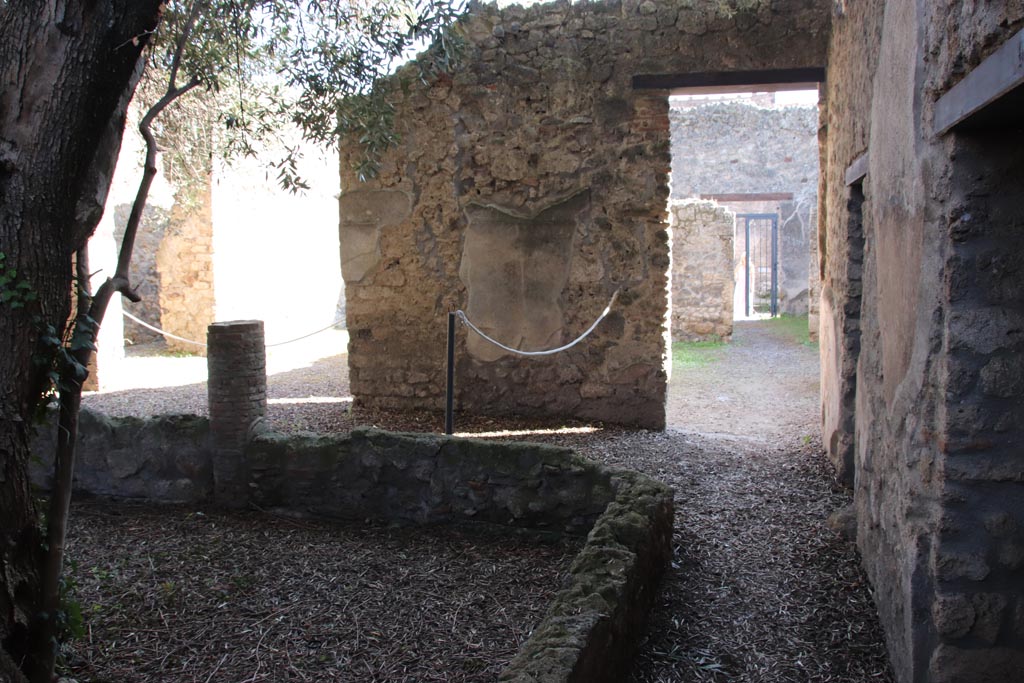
(737, 213), (778, 317)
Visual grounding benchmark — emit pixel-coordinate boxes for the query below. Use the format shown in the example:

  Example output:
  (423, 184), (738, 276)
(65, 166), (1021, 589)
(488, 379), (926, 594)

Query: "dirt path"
(666, 320), (820, 441)
(616, 321), (893, 682)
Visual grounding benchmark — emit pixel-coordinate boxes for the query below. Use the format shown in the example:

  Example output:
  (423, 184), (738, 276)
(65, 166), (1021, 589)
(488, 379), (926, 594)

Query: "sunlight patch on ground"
(454, 426), (601, 438)
(92, 329), (348, 393)
(267, 396), (353, 405)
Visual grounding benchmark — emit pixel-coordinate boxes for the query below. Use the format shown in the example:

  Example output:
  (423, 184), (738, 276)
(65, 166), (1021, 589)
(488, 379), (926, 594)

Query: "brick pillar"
(207, 320), (266, 507)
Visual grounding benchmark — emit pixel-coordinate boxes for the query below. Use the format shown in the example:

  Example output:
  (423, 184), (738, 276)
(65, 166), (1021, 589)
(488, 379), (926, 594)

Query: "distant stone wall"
(114, 202), (170, 346)
(670, 100), (819, 317)
(115, 188), (214, 355)
(338, 0), (830, 429)
(92, 111), (342, 374)
(670, 101), (819, 199)
(157, 180), (215, 355)
(669, 200), (733, 341)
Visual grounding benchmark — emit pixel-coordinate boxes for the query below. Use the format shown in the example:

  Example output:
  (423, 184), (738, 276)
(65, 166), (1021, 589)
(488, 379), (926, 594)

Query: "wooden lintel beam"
(699, 193), (794, 202)
(633, 68), (825, 91)
(934, 28), (1024, 135)
(845, 153), (868, 186)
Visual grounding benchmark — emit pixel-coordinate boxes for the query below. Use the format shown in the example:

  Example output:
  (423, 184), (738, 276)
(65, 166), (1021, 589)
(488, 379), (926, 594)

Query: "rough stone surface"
(669, 199), (733, 341)
(248, 428), (615, 534)
(156, 180), (215, 355)
(499, 469), (673, 683)
(670, 100), (819, 200)
(30, 408), (211, 502)
(207, 320), (266, 505)
(337, 0), (831, 429)
(820, 2), (1024, 680)
(114, 202), (171, 346)
(460, 192), (585, 361)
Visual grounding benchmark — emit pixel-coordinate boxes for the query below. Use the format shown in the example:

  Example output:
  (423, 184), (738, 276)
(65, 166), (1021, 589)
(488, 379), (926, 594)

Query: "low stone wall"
(30, 409), (211, 502)
(249, 428), (614, 534)
(500, 469), (673, 682)
(31, 412), (673, 681)
(669, 199), (734, 341)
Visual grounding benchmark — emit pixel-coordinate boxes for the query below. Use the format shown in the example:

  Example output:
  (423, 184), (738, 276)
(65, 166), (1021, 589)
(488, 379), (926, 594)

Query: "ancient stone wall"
(91, 112), (341, 380)
(157, 181), (215, 354)
(668, 199), (733, 341)
(29, 410), (212, 502)
(114, 203), (170, 345)
(338, 0), (830, 429)
(670, 100), (819, 199)
(670, 100), (818, 316)
(821, 2), (1024, 680)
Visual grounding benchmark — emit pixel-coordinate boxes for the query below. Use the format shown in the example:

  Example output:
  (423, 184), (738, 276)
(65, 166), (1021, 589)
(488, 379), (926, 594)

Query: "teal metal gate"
(737, 213), (778, 317)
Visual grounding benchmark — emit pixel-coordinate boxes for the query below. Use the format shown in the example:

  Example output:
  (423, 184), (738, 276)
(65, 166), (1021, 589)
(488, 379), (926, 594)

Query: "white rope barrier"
(122, 310), (207, 347)
(122, 310), (346, 349)
(264, 319), (347, 347)
(456, 289), (620, 357)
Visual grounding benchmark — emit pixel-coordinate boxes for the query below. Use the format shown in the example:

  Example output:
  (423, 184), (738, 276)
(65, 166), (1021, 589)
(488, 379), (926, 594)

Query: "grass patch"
(764, 314), (817, 348)
(672, 339), (727, 371)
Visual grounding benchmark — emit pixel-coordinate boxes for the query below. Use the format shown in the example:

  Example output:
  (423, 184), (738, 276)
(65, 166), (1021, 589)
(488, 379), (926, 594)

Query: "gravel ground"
(80, 320), (895, 682)
(63, 504), (577, 682)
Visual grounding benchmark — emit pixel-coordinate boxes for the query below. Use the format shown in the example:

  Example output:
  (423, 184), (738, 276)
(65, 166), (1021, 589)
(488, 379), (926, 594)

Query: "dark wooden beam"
(934, 27), (1024, 135)
(699, 192), (794, 202)
(633, 67), (826, 91)
(845, 153), (868, 186)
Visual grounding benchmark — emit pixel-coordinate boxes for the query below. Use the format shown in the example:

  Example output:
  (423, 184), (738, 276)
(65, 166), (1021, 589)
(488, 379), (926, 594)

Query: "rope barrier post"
(445, 311), (456, 435)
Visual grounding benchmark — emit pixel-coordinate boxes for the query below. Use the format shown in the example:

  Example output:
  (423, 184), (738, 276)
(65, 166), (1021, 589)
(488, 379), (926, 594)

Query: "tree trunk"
(0, 3), (164, 679)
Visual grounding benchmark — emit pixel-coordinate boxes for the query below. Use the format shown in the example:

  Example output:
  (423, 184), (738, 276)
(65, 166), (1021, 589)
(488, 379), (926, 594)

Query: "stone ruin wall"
(670, 100), (819, 318)
(670, 100), (819, 201)
(156, 182), (216, 354)
(822, 2), (1024, 680)
(338, 0), (830, 429)
(90, 118), (342, 382)
(101, 109), (216, 357)
(113, 186), (215, 356)
(669, 199), (733, 341)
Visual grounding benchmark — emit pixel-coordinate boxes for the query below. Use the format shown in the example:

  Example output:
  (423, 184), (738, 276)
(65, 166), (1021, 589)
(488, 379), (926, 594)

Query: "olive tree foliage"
(147, 0), (466, 186)
(0, 2), (464, 681)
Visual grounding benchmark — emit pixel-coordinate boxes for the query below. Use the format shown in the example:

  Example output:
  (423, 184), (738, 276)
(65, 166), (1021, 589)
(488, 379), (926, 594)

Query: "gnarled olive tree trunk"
(0, 3), (163, 679)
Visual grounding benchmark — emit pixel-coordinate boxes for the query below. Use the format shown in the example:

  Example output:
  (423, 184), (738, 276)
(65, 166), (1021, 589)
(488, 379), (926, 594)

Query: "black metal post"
(445, 311), (455, 435)
(770, 215), (779, 317)
(744, 216), (751, 317)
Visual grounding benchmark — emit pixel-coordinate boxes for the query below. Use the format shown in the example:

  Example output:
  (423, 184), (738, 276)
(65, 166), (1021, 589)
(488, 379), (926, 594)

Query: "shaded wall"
(821, 2), (1024, 680)
(338, 0), (830, 429)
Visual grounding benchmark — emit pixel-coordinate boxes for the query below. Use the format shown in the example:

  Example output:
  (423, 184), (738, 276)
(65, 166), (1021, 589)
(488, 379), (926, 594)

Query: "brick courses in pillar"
(207, 320), (266, 506)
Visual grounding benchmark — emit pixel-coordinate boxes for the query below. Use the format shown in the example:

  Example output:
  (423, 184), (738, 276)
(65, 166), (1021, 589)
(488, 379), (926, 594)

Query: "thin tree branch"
(168, 0), (208, 90)
(113, 74), (201, 292)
